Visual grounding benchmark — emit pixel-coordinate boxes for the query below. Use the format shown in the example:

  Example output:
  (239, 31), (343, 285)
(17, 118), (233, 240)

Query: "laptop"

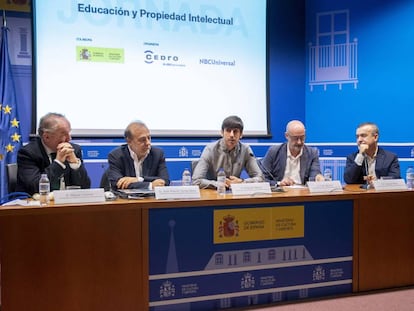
(115, 188), (155, 198)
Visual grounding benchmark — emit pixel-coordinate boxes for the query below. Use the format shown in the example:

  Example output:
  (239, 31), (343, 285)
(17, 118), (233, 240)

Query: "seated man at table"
(344, 122), (400, 186)
(192, 115), (263, 189)
(260, 120), (324, 186)
(16, 112), (91, 195)
(107, 120), (169, 190)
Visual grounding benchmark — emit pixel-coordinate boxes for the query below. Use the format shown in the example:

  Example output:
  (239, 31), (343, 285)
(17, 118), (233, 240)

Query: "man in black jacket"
(344, 122), (400, 185)
(107, 120), (169, 190)
(16, 112), (91, 195)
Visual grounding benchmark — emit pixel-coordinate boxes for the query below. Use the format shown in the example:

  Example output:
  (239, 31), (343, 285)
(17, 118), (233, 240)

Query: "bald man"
(260, 120), (324, 186)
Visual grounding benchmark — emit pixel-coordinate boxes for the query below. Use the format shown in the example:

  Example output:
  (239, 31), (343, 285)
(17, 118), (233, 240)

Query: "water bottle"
(217, 168), (226, 195)
(323, 168), (332, 181)
(60, 175), (66, 190)
(406, 166), (414, 190)
(182, 168), (191, 186)
(39, 173), (50, 205)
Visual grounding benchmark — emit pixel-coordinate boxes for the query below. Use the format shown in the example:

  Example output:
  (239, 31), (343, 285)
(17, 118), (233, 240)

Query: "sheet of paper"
(2, 199), (40, 207)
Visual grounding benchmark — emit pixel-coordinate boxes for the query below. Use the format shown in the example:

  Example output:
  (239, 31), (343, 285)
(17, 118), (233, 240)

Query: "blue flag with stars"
(0, 24), (21, 197)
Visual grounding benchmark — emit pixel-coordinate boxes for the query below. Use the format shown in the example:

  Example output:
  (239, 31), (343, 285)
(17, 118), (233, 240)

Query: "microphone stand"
(360, 154), (370, 189)
(251, 153), (284, 192)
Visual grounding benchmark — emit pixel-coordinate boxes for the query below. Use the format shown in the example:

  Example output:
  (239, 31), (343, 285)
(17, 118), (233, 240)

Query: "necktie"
(50, 152), (57, 163)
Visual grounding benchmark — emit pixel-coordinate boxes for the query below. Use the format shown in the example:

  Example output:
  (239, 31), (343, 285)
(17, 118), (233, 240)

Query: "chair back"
(6, 163), (18, 193)
(100, 169), (111, 191)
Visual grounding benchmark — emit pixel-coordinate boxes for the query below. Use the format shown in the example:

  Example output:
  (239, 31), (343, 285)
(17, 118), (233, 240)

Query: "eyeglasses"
(288, 135), (305, 141)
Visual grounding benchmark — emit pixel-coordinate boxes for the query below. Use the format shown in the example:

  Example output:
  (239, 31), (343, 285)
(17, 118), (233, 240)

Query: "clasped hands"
(279, 174), (324, 186)
(363, 174), (376, 185)
(222, 176), (243, 188)
(116, 177), (165, 189)
(55, 142), (78, 164)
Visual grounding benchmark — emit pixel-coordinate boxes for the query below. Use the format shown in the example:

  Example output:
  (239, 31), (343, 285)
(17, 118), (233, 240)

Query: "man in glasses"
(107, 120), (169, 190)
(260, 120), (324, 186)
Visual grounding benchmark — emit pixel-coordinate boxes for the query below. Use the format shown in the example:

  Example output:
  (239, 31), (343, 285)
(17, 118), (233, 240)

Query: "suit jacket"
(16, 137), (91, 195)
(344, 147), (401, 184)
(107, 144), (170, 190)
(260, 143), (322, 185)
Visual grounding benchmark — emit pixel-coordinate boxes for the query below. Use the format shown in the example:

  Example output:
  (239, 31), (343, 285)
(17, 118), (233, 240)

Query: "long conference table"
(0, 185), (413, 311)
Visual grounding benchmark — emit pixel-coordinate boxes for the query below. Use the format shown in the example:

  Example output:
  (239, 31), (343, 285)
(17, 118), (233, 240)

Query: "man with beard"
(107, 120), (169, 190)
(260, 120), (324, 186)
(192, 115), (263, 189)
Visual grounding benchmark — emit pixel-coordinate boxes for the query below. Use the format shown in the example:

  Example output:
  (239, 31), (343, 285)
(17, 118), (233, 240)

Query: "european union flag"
(0, 23), (21, 197)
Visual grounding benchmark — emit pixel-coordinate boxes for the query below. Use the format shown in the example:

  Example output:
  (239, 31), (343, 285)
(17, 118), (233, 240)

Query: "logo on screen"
(144, 50), (179, 64)
(80, 48), (91, 60)
(199, 58), (236, 66)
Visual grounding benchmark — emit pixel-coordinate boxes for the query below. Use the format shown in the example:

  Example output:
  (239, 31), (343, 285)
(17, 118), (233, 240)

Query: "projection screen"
(32, 0), (268, 137)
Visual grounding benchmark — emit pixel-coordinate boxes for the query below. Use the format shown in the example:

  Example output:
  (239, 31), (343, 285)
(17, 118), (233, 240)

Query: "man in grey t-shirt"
(192, 115), (264, 189)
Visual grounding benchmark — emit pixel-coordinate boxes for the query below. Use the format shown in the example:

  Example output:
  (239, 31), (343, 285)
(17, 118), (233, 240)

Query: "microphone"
(359, 152), (370, 190)
(360, 154), (370, 189)
(100, 164), (110, 191)
(358, 144), (371, 189)
(101, 164), (117, 199)
(249, 153), (284, 192)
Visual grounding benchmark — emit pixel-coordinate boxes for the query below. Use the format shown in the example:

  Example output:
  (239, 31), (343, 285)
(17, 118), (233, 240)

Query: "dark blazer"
(107, 144), (170, 190)
(344, 147), (401, 184)
(16, 137), (91, 195)
(260, 143), (322, 185)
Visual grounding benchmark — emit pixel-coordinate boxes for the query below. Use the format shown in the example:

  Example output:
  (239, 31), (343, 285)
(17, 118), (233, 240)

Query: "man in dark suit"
(107, 121), (169, 190)
(260, 120), (324, 186)
(16, 112), (91, 195)
(344, 122), (400, 185)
